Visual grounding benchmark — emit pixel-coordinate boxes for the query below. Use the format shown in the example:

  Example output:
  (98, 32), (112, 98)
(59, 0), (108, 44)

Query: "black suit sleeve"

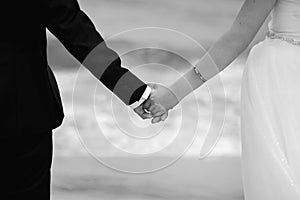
(44, 0), (146, 105)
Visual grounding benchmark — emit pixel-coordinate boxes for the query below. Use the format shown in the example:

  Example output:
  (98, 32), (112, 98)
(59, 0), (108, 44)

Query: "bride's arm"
(170, 0), (277, 101)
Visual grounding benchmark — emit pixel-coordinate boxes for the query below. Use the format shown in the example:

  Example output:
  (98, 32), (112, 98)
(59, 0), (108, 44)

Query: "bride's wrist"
(169, 82), (185, 103)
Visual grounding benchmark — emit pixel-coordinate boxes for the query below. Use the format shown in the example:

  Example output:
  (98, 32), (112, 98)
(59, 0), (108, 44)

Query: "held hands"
(134, 83), (179, 124)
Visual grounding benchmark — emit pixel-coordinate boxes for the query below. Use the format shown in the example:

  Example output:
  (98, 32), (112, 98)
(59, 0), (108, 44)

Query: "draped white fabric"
(241, 1), (300, 199)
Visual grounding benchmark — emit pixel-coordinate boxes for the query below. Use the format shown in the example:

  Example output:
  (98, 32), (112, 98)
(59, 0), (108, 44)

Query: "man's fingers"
(134, 105), (152, 119)
(134, 105), (143, 115)
(134, 103), (167, 122)
(143, 99), (151, 110)
(141, 113), (152, 119)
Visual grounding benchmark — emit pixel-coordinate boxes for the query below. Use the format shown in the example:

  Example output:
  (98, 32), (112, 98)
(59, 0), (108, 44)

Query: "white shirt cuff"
(130, 86), (152, 109)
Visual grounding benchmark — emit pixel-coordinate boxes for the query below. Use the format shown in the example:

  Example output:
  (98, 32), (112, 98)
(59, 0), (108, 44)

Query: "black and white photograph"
(1, 0), (300, 199)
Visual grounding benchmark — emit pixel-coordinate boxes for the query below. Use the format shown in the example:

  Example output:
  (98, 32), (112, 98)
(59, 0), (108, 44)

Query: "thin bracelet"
(193, 66), (207, 83)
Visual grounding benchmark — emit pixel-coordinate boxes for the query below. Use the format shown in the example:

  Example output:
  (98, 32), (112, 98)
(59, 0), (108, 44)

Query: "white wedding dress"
(241, 0), (300, 199)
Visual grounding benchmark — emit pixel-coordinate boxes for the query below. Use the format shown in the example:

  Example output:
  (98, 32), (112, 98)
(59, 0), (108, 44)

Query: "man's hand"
(133, 103), (153, 120)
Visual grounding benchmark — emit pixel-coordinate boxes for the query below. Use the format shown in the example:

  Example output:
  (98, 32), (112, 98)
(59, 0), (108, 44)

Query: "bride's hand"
(145, 83), (179, 124)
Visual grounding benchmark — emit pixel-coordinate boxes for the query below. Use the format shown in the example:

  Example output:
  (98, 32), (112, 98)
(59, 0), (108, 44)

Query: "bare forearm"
(169, 0), (277, 101)
(208, 31), (251, 73)
(170, 31), (249, 100)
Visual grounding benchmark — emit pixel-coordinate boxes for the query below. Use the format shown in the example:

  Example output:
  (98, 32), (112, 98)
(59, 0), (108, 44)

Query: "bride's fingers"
(152, 111), (168, 123)
(151, 112), (168, 124)
(151, 116), (161, 124)
(152, 110), (165, 117)
(160, 112), (168, 121)
(149, 104), (161, 114)
(148, 104), (156, 112)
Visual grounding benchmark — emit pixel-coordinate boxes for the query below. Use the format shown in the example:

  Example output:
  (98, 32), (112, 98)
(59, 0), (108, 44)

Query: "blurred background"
(49, 0), (269, 199)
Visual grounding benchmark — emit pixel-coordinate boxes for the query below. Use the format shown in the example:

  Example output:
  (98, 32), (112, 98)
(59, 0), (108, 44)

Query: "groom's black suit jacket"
(1, 0), (146, 137)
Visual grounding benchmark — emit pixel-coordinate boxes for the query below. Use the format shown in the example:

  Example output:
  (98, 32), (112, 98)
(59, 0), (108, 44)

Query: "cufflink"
(130, 86), (152, 109)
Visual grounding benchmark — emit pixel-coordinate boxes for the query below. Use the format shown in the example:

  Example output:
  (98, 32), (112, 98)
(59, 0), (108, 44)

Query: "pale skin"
(135, 0), (277, 123)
